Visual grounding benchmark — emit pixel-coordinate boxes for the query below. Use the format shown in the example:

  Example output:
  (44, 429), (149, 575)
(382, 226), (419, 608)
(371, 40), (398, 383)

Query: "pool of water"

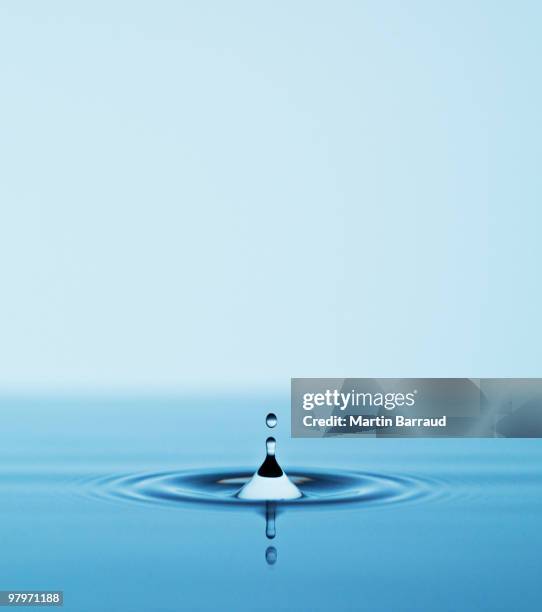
(1, 395), (541, 611)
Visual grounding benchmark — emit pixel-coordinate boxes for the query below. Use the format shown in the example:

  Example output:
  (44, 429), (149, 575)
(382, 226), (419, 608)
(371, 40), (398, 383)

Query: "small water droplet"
(265, 546), (277, 565)
(266, 437), (276, 457)
(266, 413), (277, 428)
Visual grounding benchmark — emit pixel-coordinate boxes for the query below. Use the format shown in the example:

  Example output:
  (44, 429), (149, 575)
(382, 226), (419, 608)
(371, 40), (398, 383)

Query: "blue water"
(1, 395), (541, 611)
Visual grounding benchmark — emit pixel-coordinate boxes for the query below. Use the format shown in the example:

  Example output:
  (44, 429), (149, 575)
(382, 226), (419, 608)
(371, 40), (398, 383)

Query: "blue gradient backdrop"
(1, 1), (541, 390)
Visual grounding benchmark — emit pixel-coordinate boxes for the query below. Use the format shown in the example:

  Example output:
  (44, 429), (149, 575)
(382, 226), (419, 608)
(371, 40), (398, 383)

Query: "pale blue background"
(1, 1), (540, 392)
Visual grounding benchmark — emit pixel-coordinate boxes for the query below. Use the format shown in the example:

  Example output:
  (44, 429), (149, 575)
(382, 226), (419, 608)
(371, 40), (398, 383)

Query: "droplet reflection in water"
(265, 546), (277, 565)
(265, 413), (277, 428)
(88, 467), (435, 565)
(265, 502), (276, 539)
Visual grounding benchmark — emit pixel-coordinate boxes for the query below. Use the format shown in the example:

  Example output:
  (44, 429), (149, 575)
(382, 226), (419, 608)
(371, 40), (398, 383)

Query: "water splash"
(236, 417), (302, 500)
(83, 414), (441, 511)
(85, 468), (435, 509)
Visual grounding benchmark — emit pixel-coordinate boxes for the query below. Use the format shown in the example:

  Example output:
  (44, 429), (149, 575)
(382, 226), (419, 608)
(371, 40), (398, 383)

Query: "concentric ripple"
(86, 467), (439, 510)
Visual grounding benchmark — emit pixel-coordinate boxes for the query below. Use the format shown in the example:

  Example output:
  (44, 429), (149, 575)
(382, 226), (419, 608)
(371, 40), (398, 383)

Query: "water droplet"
(265, 546), (277, 565)
(266, 413), (277, 428)
(265, 436), (276, 457)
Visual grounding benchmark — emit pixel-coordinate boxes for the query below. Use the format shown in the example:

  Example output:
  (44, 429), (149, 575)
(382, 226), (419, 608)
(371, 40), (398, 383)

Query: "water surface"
(1, 395), (540, 611)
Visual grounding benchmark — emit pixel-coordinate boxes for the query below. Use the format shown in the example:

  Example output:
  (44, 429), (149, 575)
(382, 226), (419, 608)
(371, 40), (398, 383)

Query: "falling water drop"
(266, 413), (277, 428)
(265, 437), (276, 457)
(265, 546), (277, 565)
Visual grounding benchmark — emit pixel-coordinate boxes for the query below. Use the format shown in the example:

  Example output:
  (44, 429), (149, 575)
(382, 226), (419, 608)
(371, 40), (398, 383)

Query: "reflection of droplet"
(266, 413), (277, 428)
(265, 546), (277, 565)
(266, 502), (276, 539)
